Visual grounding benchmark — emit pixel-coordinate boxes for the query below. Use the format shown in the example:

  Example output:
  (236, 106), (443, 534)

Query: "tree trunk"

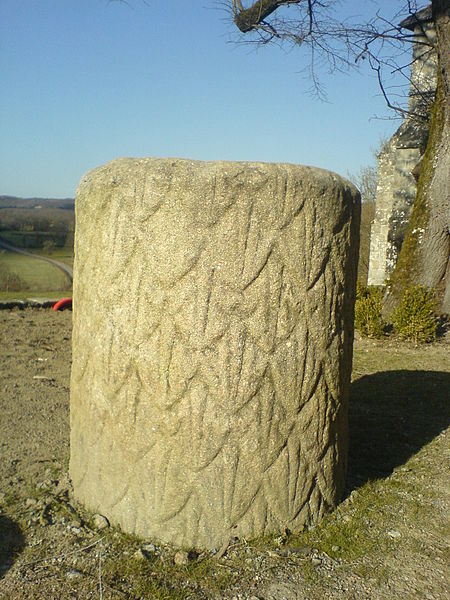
(385, 0), (450, 315)
(425, 0), (450, 313)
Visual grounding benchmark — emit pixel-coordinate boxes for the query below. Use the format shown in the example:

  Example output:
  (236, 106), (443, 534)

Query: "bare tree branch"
(233, 0), (301, 33)
(224, 0), (436, 117)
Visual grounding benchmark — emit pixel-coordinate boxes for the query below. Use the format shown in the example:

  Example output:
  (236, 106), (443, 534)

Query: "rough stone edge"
(76, 157), (361, 199)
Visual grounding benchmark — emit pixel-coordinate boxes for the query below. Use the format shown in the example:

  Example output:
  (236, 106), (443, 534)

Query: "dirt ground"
(0, 308), (449, 599)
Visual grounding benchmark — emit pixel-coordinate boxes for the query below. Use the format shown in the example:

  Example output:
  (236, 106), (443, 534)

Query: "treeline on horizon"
(0, 195), (74, 209)
(0, 195), (74, 251)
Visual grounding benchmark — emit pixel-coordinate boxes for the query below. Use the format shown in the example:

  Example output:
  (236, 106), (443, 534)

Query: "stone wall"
(70, 158), (360, 549)
(368, 8), (436, 286)
(368, 123), (430, 285)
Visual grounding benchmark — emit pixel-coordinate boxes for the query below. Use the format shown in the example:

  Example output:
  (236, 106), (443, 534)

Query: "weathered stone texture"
(368, 11), (436, 286)
(368, 128), (428, 285)
(70, 158), (360, 549)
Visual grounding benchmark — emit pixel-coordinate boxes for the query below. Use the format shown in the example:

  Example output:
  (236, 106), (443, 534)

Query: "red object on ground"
(53, 297), (72, 311)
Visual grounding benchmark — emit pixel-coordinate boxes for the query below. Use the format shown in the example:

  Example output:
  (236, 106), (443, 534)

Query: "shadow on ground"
(348, 370), (450, 491)
(0, 515), (25, 579)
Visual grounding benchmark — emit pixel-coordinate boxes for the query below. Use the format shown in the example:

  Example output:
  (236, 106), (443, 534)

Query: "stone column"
(70, 158), (360, 550)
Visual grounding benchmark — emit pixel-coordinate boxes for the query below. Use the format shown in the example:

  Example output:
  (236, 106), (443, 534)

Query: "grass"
(0, 250), (71, 292)
(298, 476), (425, 562)
(32, 248), (74, 268)
(99, 533), (235, 600)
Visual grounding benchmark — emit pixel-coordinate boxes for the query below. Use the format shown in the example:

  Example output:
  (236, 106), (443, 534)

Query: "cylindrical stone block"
(70, 158), (360, 549)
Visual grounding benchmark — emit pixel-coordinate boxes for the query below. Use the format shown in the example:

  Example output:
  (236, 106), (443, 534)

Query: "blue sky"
(1, 0), (416, 198)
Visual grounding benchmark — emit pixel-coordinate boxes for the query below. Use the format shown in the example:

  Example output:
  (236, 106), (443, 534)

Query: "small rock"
(174, 550), (190, 566)
(66, 569), (83, 580)
(92, 513), (109, 530)
(174, 550), (190, 565)
(311, 557), (322, 566)
(142, 543), (157, 554)
(70, 526), (82, 536)
(349, 490), (358, 503)
(133, 549), (147, 560)
(387, 529), (401, 539)
(274, 535), (285, 547)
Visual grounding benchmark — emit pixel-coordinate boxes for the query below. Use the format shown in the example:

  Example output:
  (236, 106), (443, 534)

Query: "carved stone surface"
(70, 158), (360, 549)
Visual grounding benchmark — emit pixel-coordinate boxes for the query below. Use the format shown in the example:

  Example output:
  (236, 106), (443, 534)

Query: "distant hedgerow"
(354, 285), (386, 338)
(392, 285), (437, 344)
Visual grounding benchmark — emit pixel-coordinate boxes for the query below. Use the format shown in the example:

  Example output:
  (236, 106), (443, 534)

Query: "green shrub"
(392, 285), (437, 344)
(354, 285), (386, 338)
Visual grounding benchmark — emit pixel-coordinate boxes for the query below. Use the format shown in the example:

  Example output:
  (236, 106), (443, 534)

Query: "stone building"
(368, 6), (436, 286)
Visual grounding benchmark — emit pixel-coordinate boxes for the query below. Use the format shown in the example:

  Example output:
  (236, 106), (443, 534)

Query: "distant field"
(0, 250), (72, 295)
(0, 197), (75, 295)
(32, 248), (74, 268)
